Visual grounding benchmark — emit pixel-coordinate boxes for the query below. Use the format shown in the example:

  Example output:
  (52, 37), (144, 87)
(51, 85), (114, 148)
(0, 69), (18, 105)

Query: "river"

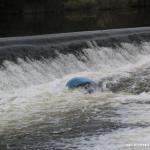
(0, 28), (150, 149)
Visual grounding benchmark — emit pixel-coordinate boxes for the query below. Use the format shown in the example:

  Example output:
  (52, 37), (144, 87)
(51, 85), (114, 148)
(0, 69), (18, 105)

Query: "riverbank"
(0, 0), (150, 14)
(0, 8), (150, 37)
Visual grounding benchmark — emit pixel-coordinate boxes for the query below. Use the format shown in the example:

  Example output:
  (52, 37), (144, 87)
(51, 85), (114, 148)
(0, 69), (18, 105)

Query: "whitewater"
(1, 28), (150, 150)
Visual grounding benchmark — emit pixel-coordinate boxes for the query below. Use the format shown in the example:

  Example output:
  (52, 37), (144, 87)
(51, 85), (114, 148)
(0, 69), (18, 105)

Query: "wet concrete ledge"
(0, 27), (150, 45)
(0, 27), (150, 65)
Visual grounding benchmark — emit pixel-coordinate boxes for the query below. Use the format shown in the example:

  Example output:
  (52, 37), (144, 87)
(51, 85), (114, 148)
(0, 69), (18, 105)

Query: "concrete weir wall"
(0, 27), (150, 64)
(0, 0), (150, 14)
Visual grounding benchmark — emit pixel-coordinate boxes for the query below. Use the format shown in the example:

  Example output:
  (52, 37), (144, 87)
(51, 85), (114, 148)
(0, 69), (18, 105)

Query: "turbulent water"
(1, 29), (150, 149)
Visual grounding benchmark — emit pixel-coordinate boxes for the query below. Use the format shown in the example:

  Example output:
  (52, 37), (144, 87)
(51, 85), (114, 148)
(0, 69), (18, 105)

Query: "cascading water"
(1, 27), (150, 150)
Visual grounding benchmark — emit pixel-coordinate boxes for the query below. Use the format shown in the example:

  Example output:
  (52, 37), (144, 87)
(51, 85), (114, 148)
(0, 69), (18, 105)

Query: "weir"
(0, 27), (150, 64)
(1, 27), (150, 149)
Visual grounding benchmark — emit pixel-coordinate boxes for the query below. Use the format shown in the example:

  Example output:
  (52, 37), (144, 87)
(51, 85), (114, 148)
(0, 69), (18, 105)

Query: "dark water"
(0, 8), (150, 37)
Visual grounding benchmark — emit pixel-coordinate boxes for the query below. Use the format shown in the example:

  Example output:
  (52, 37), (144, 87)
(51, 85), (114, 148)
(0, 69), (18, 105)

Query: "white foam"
(0, 42), (150, 91)
(1, 41), (150, 148)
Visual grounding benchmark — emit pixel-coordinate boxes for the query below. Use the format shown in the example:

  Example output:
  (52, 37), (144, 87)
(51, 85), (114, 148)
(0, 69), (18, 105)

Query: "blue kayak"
(66, 77), (95, 89)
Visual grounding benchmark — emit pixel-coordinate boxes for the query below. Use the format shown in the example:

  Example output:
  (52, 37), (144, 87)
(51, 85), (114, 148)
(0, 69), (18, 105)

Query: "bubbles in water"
(1, 41), (150, 149)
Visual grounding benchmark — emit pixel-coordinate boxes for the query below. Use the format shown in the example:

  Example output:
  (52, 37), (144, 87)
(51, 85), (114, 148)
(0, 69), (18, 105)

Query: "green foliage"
(63, 0), (97, 10)
(0, 0), (149, 14)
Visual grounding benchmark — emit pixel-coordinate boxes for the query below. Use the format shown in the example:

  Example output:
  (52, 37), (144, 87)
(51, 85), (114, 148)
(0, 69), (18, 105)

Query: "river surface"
(1, 30), (150, 149)
(0, 8), (150, 37)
